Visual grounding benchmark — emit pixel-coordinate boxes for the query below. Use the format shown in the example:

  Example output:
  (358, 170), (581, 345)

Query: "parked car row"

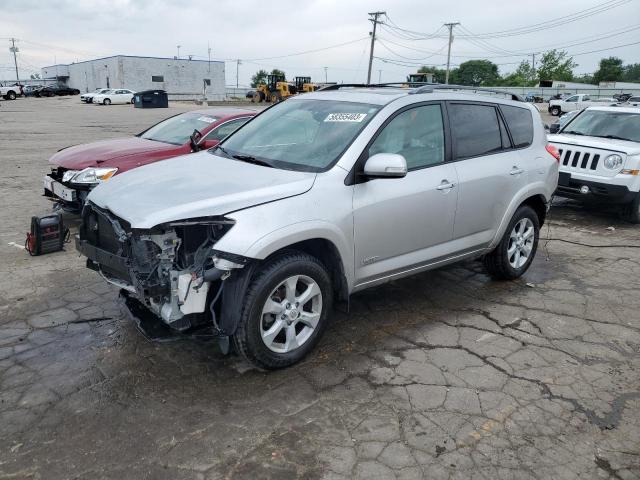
(39, 84), (640, 370)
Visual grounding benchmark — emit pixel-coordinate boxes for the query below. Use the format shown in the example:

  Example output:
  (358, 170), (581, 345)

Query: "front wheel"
(233, 251), (333, 369)
(627, 194), (640, 224)
(6, 91), (16, 100)
(550, 106), (561, 116)
(103, 98), (111, 105)
(484, 205), (540, 280)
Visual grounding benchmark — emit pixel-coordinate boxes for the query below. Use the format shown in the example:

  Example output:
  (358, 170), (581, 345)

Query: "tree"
(250, 69), (268, 88)
(499, 61), (537, 86)
(573, 73), (595, 85)
(270, 69), (286, 79)
(622, 63), (640, 82)
(455, 60), (500, 86)
(593, 57), (624, 85)
(537, 49), (577, 82)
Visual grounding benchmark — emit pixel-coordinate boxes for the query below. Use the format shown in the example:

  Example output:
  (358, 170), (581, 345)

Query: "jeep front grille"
(553, 143), (625, 178)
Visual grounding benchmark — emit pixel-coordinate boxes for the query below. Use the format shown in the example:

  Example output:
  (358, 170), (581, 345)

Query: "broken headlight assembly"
(71, 167), (118, 184)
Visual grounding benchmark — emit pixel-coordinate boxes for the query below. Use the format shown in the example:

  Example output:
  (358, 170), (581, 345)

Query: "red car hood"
(49, 137), (180, 170)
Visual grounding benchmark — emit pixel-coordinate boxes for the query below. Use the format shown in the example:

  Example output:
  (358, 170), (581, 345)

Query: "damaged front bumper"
(76, 203), (251, 336)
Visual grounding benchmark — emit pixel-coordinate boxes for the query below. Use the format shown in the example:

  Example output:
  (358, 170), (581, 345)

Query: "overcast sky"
(1, 0), (639, 86)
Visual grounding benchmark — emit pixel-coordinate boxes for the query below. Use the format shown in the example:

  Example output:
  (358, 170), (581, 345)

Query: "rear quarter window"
(448, 103), (503, 159)
(500, 105), (533, 148)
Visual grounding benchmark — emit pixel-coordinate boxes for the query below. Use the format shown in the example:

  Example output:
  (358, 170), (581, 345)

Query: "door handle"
(436, 180), (455, 191)
(510, 167), (525, 176)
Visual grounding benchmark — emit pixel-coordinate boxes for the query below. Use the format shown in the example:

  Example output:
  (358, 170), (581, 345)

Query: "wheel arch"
(489, 189), (550, 250)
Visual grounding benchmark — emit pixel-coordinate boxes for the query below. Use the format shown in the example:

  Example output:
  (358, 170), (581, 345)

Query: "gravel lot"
(1, 96), (639, 480)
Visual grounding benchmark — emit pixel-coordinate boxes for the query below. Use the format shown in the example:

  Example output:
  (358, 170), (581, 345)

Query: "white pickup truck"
(0, 84), (23, 100)
(548, 94), (615, 116)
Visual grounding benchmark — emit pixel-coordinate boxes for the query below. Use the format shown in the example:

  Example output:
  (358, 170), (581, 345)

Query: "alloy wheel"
(260, 275), (322, 354)
(507, 218), (535, 269)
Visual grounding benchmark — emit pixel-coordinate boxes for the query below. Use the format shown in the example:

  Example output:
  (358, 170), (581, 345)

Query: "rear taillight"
(546, 144), (560, 162)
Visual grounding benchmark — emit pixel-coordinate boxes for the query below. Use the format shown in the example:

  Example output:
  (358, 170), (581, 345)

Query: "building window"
(151, 75), (164, 82)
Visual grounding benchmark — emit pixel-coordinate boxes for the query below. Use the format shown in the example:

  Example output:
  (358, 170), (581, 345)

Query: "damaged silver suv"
(77, 85), (558, 369)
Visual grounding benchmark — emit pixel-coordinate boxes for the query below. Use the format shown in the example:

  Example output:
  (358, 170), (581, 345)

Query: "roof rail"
(318, 82), (435, 91)
(410, 84), (524, 101)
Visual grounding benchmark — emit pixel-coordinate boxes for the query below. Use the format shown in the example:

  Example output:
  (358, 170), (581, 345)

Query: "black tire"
(6, 91), (16, 100)
(256, 91), (265, 103)
(233, 251), (333, 370)
(103, 98), (111, 105)
(627, 194), (640, 224)
(130, 98), (135, 104)
(483, 205), (540, 280)
(550, 106), (561, 116)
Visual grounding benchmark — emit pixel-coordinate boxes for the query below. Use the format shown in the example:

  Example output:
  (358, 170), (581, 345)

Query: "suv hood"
(548, 133), (640, 155)
(49, 137), (175, 170)
(88, 151), (316, 229)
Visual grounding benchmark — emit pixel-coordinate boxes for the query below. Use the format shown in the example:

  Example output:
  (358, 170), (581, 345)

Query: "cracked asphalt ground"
(1, 97), (639, 480)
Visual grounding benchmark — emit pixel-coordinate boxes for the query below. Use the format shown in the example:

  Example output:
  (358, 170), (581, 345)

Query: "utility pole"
(378, 69), (382, 83)
(324, 66), (328, 83)
(366, 11), (385, 85)
(9, 38), (19, 83)
(531, 53), (536, 70)
(444, 22), (459, 84)
(236, 59), (241, 88)
(208, 42), (211, 73)
(176, 45), (181, 59)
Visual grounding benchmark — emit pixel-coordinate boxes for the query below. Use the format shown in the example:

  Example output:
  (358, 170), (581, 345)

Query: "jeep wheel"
(103, 98), (111, 105)
(484, 205), (540, 280)
(550, 106), (561, 116)
(627, 194), (640, 224)
(233, 251), (333, 369)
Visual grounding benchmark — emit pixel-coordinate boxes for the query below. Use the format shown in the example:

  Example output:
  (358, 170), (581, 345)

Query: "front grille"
(558, 148), (599, 171)
(553, 143), (624, 178)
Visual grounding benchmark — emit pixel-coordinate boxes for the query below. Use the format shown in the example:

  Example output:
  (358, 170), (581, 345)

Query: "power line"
(243, 37), (368, 62)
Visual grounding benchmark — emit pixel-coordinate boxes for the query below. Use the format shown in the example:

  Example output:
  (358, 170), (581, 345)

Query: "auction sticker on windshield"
(324, 113), (367, 122)
(197, 116), (217, 123)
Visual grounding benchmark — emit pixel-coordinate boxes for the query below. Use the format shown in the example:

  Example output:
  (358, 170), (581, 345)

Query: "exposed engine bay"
(76, 203), (248, 332)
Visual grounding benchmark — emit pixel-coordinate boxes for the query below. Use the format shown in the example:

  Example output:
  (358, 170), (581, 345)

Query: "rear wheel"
(103, 98), (111, 105)
(484, 205), (540, 280)
(550, 106), (561, 116)
(6, 91), (16, 100)
(130, 98), (135, 104)
(233, 251), (333, 369)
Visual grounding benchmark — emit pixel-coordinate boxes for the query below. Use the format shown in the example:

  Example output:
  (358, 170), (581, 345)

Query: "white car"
(81, 88), (110, 103)
(548, 94), (615, 116)
(93, 89), (136, 105)
(549, 106), (640, 222)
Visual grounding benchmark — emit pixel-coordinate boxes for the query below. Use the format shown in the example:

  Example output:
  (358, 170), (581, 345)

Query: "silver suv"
(76, 85), (559, 369)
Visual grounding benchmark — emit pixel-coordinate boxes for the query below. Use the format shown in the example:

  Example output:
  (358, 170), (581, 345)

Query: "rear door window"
(500, 105), (533, 148)
(448, 103), (502, 160)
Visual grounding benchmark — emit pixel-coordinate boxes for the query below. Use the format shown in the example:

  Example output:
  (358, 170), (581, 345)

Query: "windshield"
(140, 112), (220, 145)
(561, 110), (640, 142)
(217, 99), (381, 172)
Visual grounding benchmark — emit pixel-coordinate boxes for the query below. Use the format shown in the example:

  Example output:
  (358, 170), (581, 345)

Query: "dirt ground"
(0, 96), (639, 480)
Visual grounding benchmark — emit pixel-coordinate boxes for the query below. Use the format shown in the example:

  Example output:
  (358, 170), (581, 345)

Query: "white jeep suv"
(548, 105), (640, 222)
(76, 85), (559, 369)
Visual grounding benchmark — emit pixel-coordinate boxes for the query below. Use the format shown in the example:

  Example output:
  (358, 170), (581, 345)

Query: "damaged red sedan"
(44, 107), (256, 211)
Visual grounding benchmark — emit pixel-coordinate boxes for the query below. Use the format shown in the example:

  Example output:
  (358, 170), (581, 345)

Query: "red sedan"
(43, 107), (256, 211)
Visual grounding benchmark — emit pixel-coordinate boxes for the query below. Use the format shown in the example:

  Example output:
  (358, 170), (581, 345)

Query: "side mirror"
(363, 153), (407, 179)
(198, 139), (219, 150)
(190, 129), (203, 151)
(549, 123), (560, 134)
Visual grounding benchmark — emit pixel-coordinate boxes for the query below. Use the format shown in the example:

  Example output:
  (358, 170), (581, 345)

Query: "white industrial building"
(41, 55), (225, 100)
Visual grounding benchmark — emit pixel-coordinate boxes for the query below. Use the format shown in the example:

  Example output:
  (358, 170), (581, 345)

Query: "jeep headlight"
(603, 154), (623, 170)
(72, 167), (118, 184)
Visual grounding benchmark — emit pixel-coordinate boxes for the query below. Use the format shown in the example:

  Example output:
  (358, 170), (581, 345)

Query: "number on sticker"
(324, 113), (367, 122)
